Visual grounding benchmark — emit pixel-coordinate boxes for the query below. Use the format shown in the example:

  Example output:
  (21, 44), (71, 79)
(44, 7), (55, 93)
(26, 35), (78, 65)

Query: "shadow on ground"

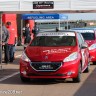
(74, 67), (96, 96)
(0, 72), (76, 85)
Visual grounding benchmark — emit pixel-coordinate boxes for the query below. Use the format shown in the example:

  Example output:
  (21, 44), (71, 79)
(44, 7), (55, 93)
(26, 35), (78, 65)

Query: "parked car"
(20, 31), (90, 83)
(71, 28), (96, 64)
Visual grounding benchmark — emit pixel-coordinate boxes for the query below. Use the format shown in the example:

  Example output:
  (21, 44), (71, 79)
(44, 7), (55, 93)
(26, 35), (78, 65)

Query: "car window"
(81, 33), (95, 40)
(79, 33), (85, 43)
(77, 33), (84, 47)
(30, 36), (76, 47)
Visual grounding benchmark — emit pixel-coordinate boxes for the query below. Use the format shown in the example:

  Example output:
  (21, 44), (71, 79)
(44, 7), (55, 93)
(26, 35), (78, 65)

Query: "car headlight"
(21, 52), (31, 62)
(89, 44), (96, 50)
(63, 52), (78, 62)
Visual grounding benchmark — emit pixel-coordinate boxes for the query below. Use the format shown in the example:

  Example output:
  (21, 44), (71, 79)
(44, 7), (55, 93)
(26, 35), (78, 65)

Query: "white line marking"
(0, 54), (21, 81)
(0, 72), (19, 82)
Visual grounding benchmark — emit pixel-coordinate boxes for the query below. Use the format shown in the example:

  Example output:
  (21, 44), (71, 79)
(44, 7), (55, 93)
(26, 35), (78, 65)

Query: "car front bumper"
(89, 49), (96, 62)
(20, 59), (80, 79)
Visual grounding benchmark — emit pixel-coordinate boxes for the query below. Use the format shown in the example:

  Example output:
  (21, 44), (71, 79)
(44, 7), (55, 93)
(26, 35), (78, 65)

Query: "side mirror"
(81, 43), (88, 49)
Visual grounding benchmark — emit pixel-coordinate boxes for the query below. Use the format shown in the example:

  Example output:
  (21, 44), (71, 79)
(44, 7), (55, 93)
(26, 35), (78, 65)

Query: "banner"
(22, 14), (68, 20)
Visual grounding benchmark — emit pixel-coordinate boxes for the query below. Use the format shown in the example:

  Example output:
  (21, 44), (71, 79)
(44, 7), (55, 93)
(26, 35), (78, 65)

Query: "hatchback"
(71, 28), (96, 64)
(20, 31), (90, 83)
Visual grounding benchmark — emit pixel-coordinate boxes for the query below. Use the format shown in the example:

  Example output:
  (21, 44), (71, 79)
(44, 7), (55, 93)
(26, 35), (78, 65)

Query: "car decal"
(37, 32), (75, 36)
(43, 48), (72, 54)
(81, 49), (85, 68)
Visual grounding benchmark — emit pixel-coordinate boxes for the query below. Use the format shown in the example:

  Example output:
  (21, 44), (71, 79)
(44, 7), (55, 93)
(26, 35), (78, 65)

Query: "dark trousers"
(8, 44), (14, 62)
(4, 44), (14, 63)
(24, 36), (31, 44)
(4, 44), (9, 63)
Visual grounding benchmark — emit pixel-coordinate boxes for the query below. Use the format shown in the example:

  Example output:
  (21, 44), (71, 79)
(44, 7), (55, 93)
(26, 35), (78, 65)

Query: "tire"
(73, 64), (81, 83)
(84, 62), (90, 73)
(20, 75), (30, 82)
(93, 62), (96, 65)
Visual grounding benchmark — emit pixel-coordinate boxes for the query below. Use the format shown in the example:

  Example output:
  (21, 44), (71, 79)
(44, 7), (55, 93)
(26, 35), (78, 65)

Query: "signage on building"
(33, 1), (54, 9)
(22, 14), (68, 20)
(22, 14), (59, 20)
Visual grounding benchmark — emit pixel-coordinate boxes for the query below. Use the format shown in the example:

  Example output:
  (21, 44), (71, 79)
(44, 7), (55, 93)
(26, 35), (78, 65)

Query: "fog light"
(67, 72), (72, 76)
(67, 71), (75, 76)
(21, 71), (27, 75)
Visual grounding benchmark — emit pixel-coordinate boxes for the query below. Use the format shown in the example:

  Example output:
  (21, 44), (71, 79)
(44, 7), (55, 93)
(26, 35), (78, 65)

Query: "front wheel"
(73, 64), (81, 83)
(20, 75), (30, 82)
(93, 62), (96, 65)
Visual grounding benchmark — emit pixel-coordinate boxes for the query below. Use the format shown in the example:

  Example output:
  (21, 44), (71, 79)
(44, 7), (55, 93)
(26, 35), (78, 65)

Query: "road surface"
(0, 46), (96, 96)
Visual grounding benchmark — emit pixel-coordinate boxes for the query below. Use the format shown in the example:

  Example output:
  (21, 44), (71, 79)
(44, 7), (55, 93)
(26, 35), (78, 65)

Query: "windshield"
(81, 33), (95, 40)
(30, 36), (76, 47)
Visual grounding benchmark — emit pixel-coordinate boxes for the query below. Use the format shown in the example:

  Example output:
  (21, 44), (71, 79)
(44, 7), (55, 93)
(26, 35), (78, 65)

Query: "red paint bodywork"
(20, 32), (89, 79)
(86, 38), (96, 62)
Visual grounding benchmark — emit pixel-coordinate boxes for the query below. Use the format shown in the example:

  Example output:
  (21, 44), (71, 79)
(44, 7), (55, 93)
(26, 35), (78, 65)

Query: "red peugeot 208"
(20, 31), (90, 83)
(71, 28), (96, 64)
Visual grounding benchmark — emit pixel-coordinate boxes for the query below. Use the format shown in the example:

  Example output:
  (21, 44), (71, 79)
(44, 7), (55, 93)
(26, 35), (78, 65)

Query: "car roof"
(37, 31), (76, 37)
(40, 30), (75, 32)
(71, 28), (95, 33)
(71, 27), (95, 30)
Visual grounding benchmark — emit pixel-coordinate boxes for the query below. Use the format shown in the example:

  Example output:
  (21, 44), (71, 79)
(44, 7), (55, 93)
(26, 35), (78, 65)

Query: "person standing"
(2, 23), (10, 63)
(32, 22), (40, 37)
(56, 27), (59, 32)
(13, 35), (17, 60)
(23, 23), (31, 49)
(6, 22), (15, 62)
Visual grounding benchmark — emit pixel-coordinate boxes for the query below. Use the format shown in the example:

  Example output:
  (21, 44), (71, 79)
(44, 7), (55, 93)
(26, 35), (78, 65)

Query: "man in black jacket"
(23, 23), (31, 49)
(32, 22), (40, 37)
(23, 23), (31, 44)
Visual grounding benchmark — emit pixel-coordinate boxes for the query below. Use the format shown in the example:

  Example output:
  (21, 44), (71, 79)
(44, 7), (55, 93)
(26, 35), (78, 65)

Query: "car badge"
(45, 56), (48, 59)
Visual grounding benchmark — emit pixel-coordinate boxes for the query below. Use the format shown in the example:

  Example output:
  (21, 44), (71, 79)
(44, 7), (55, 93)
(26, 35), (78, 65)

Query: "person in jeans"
(6, 22), (16, 62)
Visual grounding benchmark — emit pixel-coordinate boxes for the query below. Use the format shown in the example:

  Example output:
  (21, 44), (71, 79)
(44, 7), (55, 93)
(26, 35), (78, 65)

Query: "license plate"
(39, 64), (53, 70)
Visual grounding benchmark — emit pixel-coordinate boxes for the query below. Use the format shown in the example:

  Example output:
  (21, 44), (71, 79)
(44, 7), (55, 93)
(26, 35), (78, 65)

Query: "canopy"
(22, 14), (68, 20)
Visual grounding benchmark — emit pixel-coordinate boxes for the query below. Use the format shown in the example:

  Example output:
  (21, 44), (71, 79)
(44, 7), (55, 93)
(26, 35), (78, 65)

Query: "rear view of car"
(72, 28), (96, 64)
(20, 31), (90, 83)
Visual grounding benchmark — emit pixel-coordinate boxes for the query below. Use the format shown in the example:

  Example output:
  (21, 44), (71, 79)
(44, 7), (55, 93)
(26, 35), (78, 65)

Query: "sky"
(64, 13), (96, 21)
(35, 13), (96, 22)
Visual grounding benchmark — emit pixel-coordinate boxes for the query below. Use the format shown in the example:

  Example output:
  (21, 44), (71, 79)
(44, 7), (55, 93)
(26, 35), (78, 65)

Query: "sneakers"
(2, 59), (13, 64)
(2, 61), (9, 64)
(9, 60), (13, 63)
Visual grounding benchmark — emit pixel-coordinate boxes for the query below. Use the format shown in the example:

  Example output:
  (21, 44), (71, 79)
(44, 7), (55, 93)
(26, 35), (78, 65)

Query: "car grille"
(30, 62), (62, 72)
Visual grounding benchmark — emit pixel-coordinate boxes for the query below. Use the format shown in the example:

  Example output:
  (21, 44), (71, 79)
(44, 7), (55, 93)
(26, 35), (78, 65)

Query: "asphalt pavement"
(0, 46), (96, 96)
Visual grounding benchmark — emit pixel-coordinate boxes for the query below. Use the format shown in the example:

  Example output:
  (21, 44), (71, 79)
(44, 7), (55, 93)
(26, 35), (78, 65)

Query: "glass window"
(77, 33), (84, 46)
(81, 33), (95, 40)
(30, 36), (76, 47)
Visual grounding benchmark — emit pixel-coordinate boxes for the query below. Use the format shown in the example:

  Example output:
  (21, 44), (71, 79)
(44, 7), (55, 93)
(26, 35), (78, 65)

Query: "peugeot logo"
(45, 56), (48, 59)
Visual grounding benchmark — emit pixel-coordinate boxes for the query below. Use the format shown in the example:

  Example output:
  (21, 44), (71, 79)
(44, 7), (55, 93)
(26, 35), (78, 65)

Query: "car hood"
(25, 46), (77, 62)
(85, 40), (96, 46)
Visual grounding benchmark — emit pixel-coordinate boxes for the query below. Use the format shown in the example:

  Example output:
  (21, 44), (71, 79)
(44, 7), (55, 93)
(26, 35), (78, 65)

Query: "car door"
(77, 33), (89, 71)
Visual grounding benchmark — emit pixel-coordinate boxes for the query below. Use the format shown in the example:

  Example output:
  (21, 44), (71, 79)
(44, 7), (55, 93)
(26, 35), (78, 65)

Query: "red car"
(72, 28), (96, 64)
(20, 31), (90, 83)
